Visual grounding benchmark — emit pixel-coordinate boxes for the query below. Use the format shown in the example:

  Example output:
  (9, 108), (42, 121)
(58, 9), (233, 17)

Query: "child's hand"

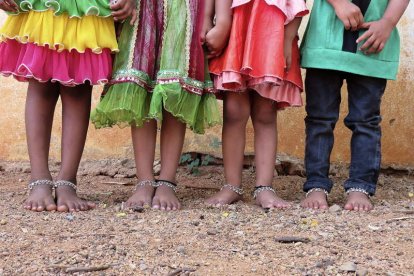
(205, 23), (231, 59)
(329, 0), (364, 31)
(201, 18), (214, 45)
(110, 0), (137, 25)
(357, 18), (394, 54)
(0, 0), (18, 12)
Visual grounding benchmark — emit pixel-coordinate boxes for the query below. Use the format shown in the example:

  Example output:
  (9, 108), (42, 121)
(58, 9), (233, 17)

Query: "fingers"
(343, 18), (351, 30)
(5, 0), (18, 11)
(358, 22), (371, 30)
(112, 6), (131, 21)
(357, 12), (364, 29)
(285, 56), (292, 72)
(356, 28), (372, 44)
(109, 0), (124, 11)
(359, 34), (375, 52)
(200, 32), (206, 44)
(367, 40), (381, 54)
(207, 50), (222, 59)
(129, 9), (137, 25)
(0, 2), (15, 12)
(110, 0), (136, 21)
(377, 42), (385, 53)
(349, 16), (359, 31)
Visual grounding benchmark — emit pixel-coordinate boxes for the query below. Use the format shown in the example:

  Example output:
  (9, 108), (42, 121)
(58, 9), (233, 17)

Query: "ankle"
(306, 188), (329, 198)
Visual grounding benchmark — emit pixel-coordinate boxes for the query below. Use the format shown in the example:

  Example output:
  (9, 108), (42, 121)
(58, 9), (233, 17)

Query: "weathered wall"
(0, 3), (413, 167)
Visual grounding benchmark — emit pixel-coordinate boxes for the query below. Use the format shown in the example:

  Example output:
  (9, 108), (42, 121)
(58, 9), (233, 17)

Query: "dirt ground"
(0, 159), (414, 276)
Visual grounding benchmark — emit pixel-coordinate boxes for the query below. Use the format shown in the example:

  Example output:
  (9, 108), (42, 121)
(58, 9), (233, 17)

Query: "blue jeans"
(304, 69), (387, 196)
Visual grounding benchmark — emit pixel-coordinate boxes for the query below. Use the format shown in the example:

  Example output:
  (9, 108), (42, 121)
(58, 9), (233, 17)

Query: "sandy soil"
(0, 159), (413, 276)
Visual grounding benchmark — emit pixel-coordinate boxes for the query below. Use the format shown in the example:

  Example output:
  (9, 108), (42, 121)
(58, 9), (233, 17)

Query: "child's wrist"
(381, 16), (397, 28)
(215, 17), (232, 28)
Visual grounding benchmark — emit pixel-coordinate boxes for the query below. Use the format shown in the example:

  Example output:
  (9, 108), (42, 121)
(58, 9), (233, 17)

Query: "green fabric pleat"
(148, 0), (221, 134)
(8, 0), (112, 18)
(91, 82), (152, 129)
(149, 83), (221, 134)
(91, 0), (222, 134)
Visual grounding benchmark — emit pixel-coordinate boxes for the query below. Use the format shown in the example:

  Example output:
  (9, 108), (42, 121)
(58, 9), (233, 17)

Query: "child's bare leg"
(205, 92), (250, 206)
(345, 191), (373, 211)
(55, 84), (95, 212)
(152, 110), (185, 211)
(251, 93), (289, 209)
(24, 80), (59, 212)
(125, 120), (157, 209)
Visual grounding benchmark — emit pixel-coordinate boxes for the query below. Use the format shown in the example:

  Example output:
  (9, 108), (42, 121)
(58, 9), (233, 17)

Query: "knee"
(344, 114), (382, 130)
(224, 101), (250, 126)
(252, 108), (276, 126)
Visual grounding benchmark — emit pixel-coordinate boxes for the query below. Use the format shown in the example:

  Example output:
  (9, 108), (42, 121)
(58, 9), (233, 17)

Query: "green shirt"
(301, 0), (400, 80)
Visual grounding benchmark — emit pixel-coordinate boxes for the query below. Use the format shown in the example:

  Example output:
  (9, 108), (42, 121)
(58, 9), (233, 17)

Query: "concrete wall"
(0, 3), (413, 167)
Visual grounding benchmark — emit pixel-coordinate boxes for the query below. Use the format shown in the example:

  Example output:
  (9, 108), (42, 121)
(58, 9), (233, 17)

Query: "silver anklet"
(154, 180), (177, 193)
(135, 180), (157, 191)
(28, 179), (54, 190)
(253, 186), (276, 199)
(346, 187), (370, 197)
(306, 188), (329, 198)
(221, 184), (244, 196)
(54, 180), (77, 191)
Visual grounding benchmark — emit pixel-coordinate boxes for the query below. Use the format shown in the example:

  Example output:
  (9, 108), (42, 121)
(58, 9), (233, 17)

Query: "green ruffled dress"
(8, 0), (112, 17)
(91, 0), (221, 134)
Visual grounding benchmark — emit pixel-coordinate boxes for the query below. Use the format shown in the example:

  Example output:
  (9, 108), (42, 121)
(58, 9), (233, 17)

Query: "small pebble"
(0, 220), (7, 225)
(329, 204), (342, 213)
(65, 214), (74, 222)
(339, 261), (357, 272)
(139, 263), (147, 271)
(177, 246), (186, 255)
(356, 267), (368, 276)
(207, 229), (218, 235)
(131, 206), (145, 213)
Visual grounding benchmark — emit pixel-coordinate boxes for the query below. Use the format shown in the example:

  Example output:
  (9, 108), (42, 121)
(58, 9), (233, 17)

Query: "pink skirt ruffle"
(214, 72), (303, 108)
(232, 0), (308, 24)
(0, 39), (112, 86)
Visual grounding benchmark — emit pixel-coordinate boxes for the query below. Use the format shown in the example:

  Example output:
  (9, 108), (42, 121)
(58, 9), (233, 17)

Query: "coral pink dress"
(209, 0), (308, 108)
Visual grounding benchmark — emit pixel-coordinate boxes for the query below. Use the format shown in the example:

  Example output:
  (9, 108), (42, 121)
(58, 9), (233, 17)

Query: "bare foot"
(301, 191), (328, 210)
(55, 185), (95, 212)
(125, 185), (155, 209)
(152, 186), (181, 211)
(255, 190), (290, 209)
(23, 182), (56, 212)
(205, 188), (242, 207)
(344, 192), (373, 212)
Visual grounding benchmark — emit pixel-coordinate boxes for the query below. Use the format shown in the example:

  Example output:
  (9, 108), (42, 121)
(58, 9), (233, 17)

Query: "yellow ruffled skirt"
(0, 9), (118, 86)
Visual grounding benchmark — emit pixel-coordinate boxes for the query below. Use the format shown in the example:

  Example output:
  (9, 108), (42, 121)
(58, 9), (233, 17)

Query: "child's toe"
(36, 204), (45, 212)
(152, 198), (161, 209)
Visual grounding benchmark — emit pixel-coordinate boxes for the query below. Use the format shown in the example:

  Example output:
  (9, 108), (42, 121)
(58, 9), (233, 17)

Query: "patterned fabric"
(7, 0), (112, 18)
(91, 0), (221, 134)
(0, 1), (117, 86)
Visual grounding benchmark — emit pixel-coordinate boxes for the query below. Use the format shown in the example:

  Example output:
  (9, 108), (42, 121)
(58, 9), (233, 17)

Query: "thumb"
(359, 22), (371, 29)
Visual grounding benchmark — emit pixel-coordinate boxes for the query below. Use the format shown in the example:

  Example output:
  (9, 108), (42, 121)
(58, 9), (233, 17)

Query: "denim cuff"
(303, 178), (333, 193)
(344, 179), (376, 196)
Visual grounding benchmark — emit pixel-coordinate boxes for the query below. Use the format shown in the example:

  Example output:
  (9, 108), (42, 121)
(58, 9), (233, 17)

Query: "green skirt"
(91, 0), (221, 134)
